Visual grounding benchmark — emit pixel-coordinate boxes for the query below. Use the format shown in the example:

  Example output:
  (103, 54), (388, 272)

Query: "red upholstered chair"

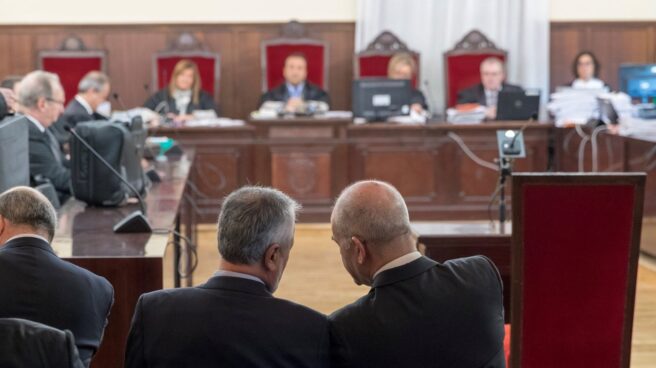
(355, 31), (420, 88)
(38, 36), (107, 105)
(261, 20), (328, 92)
(510, 173), (645, 368)
(152, 32), (220, 97)
(443, 30), (506, 108)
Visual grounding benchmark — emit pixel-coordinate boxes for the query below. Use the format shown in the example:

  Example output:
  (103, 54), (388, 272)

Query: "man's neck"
(219, 260), (270, 287)
(1, 229), (49, 246)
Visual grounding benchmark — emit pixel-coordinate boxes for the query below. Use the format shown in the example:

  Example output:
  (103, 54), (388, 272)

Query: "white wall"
(550, 0), (656, 21)
(0, 0), (358, 24)
(2, 0), (654, 25)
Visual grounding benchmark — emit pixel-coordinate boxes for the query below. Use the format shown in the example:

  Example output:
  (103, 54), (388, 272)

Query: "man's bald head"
(332, 180), (411, 246)
(0, 186), (57, 242)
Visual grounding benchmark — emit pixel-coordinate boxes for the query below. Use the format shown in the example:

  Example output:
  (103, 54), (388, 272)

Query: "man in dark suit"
(18, 71), (71, 203)
(51, 71), (110, 146)
(329, 180), (506, 368)
(125, 186), (329, 368)
(259, 53), (330, 112)
(457, 57), (523, 120)
(0, 318), (85, 368)
(0, 187), (114, 367)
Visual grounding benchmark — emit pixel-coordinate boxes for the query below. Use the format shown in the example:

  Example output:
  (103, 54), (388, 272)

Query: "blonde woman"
(144, 59), (217, 122)
(387, 52), (428, 113)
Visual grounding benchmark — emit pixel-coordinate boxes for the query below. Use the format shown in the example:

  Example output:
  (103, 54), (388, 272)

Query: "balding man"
(126, 186), (329, 368)
(457, 57), (523, 120)
(329, 180), (506, 368)
(0, 186), (114, 367)
(18, 70), (71, 203)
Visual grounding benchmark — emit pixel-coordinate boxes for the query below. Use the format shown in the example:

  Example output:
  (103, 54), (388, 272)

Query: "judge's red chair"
(152, 32), (220, 97)
(38, 36), (107, 105)
(261, 20), (328, 92)
(355, 31), (420, 88)
(443, 30), (506, 108)
(510, 173), (645, 368)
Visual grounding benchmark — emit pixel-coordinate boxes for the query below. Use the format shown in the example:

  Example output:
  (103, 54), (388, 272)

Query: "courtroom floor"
(164, 224), (656, 367)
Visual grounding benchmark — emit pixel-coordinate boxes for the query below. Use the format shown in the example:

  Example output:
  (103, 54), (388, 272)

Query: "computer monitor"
(352, 78), (411, 121)
(497, 90), (540, 121)
(619, 64), (656, 102)
(0, 116), (30, 193)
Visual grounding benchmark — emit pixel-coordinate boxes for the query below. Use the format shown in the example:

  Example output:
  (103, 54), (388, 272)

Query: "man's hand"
(0, 88), (17, 114)
(285, 97), (304, 113)
(485, 106), (497, 120)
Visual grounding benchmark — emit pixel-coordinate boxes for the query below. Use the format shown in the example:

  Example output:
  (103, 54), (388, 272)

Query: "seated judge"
(387, 52), (428, 113)
(126, 186), (329, 368)
(457, 56), (523, 120)
(259, 52), (330, 113)
(144, 59), (217, 123)
(0, 187), (113, 367)
(570, 51), (607, 90)
(51, 71), (111, 146)
(329, 180), (506, 368)
(18, 71), (71, 203)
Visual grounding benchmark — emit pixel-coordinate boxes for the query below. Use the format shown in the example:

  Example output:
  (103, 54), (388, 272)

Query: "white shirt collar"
(213, 270), (265, 285)
(25, 114), (45, 133)
(74, 95), (94, 115)
(373, 251), (423, 279)
(4, 234), (50, 245)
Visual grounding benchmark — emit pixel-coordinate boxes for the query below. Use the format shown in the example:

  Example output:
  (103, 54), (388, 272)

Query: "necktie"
(44, 129), (62, 162)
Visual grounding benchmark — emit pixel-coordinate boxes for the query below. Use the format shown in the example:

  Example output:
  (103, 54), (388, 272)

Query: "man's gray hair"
(0, 187), (57, 242)
(332, 180), (411, 245)
(78, 71), (110, 93)
(218, 186), (301, 264)
(17, 70), (61, 109)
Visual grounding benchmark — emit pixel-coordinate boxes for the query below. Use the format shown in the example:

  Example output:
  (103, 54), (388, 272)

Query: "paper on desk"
(446, 106), (486, 124)
(184, 118), (245, 127)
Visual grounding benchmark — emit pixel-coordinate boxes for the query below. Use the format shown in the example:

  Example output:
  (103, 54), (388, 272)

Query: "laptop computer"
(497, 90), (540, 121)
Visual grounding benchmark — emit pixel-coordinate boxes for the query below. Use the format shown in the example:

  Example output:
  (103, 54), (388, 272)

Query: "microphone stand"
(66, 126), (152, 233)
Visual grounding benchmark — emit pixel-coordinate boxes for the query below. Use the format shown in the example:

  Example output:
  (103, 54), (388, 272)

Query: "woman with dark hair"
(144, 59), (217, 123)
(571, 51), (607, 89)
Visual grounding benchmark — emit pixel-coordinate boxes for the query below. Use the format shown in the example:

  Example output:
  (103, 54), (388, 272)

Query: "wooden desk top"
(52, 152), (193, 259)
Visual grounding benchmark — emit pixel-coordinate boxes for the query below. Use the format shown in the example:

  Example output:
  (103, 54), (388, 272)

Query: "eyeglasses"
(46, 97), (65, 106)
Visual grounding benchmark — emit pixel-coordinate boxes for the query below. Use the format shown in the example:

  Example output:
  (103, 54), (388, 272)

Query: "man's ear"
(0, 216), (6, 239)
(37, 97), (47, 110)
(263, 243), (281, 272)
(351, 236), (367, 265)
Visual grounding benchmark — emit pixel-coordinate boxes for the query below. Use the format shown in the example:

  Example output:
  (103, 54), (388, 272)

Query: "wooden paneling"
(0, 23), (355, 120)
(550, 22), (656, 91)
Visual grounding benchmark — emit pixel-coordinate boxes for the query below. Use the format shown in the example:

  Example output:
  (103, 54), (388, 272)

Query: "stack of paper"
(446, 106), (486, 124)
(547, 88), (607, 127)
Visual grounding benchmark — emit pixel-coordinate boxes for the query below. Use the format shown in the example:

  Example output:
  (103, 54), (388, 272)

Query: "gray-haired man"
(126, 186), (329, 368)
(18, 70), (71, 202)
(0, 186), (114, 367)
(50, 71), (110, 146)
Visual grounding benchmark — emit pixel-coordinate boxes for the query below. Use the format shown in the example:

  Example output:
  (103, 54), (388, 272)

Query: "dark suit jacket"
(0, 94), (9, 119)
(411, 88), (429, 110)
(51, 98), (106, 146)
(144, 89), (218, 115)
(0, 318), (85, 368)
(259, 82), (330, 108)
(27, 119), (72, 203)
(0, 237), (114, 367)
(456, 83), (524, 106)
(329, 256), (506, 368)
(126, 276), (329, 368)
